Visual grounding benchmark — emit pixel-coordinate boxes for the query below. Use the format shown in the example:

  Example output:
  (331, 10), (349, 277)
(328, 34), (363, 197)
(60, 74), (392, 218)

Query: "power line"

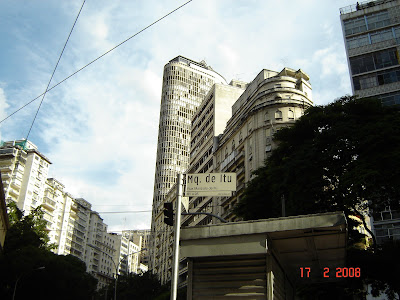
(25, 0), (86, 140)
(97, 210), (151, 214)
(0, 0), (194, 125)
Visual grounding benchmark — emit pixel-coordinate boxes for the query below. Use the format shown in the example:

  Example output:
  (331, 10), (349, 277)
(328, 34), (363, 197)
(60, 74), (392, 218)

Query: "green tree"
(4, 201), (55, 252)
(96, 271), (170, 300)
(0, 202), (98, 299)
(234, 96), (400, 299)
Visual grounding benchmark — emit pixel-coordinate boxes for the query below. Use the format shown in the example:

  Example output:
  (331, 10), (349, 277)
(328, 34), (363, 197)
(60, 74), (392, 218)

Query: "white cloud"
(0, 0), (355, 231)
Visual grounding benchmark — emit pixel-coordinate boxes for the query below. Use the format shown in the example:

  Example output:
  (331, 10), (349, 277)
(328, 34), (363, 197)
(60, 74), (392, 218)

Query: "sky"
(0, 0), (355, 232)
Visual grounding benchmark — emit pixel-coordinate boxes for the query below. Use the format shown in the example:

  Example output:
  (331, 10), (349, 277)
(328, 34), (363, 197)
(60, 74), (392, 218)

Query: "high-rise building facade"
(122, 229), (151, 266)
(340, 1), (400, 247)
(182, 81), (247, 227)
(0, 140), (51, 212)
(150, 67), (313, 286)
(0, 140), (143, 290)
(150, 56), (226, 271)
(151, 81), (246, 284)
(110, 233), (141, 276)
(43, 178), (78, 255)
(340, 0), (400, 105)
(214, 68), (313, 223)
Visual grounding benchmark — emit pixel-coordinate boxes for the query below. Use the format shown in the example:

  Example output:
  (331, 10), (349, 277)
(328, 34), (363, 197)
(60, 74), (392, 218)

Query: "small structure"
(180, 212), (347, 299)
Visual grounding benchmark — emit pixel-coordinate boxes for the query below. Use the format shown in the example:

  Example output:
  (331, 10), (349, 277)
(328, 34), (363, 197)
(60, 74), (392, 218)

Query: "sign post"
(170, 172), (236, 299)
(171, 173), (183, 300)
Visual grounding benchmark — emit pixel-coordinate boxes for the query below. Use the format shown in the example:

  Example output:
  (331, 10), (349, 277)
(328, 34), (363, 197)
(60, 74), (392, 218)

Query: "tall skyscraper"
(340, 1), (400, 246)
(340, 0), (400, 105)
(150, 56), (226, 270)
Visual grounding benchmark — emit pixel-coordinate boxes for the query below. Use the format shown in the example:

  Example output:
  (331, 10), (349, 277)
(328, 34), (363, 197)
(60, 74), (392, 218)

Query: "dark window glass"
(366, 10), (390, 30)
(350, 55), (375, 74)
(377, 69), (400, 85)
(350, 49), (399, 75)
(374, 49), (398, 69)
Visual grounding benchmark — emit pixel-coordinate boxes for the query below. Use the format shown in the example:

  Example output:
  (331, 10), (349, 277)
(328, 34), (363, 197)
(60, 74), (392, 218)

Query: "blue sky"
(0, 0), (354, 232)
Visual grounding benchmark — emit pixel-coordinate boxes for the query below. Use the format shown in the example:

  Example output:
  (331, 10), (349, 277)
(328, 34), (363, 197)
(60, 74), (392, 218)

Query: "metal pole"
(171, 173), (183, 300)
(13, 266), (45, 300)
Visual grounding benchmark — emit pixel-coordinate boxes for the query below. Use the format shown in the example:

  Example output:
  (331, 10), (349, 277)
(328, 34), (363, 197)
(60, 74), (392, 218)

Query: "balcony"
(0, 148), (17, 157)
(42, 197), (56, 211)
(0, 165), (13, 173)
(220, 195), (233, 207)
(8, 187), (19, 197)
(71, 203), (79, 212)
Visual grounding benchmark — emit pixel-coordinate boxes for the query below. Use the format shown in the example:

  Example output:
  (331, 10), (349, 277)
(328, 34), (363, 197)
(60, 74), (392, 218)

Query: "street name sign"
(185, 173), (236, 197)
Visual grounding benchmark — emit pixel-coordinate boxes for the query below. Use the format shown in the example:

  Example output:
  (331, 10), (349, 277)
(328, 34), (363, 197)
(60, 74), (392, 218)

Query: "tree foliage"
(0, 201), (97, 299)
(96, 271), (171, 300)
(234, 96), (400, 299)
(235, 96), (400, 219)
(4, 202), (55, 252)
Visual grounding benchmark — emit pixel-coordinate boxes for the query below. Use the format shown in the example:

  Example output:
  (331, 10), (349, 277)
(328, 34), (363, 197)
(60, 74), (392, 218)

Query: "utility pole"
(170, 173), (183, 300)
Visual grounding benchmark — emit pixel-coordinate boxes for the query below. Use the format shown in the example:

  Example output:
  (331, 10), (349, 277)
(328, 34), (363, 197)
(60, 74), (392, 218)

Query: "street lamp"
(12, 266), (45, 300)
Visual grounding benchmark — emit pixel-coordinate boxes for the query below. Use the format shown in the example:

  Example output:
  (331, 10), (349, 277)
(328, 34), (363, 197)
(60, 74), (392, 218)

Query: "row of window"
(346, 26), (400, 50)
(344, 10), (391, 36)
(379, 90), (400, 106)
(350, 48), (399, 75)
(353, 67), (400, 90)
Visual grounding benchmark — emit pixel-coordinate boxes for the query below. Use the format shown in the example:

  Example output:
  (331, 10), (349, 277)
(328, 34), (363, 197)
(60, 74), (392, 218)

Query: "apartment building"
(43, 178), (78, 255)
(213, 68), (313, 222)
(110, 233), (141, 276)
(183, 81), (247, 227)
(150, 67), (313, 285)
(84, 210), (117, 289)
(150, 56), (226, 271)
(340, 0), (400, 105)
(122, 229), (151, 266)
(0, 140), (51, 212)
(340, 0), (400, 246)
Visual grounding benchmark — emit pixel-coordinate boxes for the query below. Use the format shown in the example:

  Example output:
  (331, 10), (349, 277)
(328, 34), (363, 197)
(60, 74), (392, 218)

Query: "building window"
(288, 109), (294, 120)
(366, 10), (390, 31)
(350, 48), (399, 75)
(264, 112), (269, 122)
(379, 91), (400, 106)
(346, 34), (369, 49)
(353, 74), (378, 90)
(370, 28), (393, 44)
(344, 16), (367, 36)
(275, 110), (282, 120)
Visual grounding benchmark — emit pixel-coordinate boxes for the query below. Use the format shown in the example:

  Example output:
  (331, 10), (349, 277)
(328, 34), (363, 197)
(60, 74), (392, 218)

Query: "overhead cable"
(25, 0), (86, 140)
(0, 0), (194, 125)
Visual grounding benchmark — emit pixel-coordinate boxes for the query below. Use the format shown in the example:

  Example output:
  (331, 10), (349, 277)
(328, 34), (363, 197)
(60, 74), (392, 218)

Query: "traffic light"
(163, 202), (174, 226)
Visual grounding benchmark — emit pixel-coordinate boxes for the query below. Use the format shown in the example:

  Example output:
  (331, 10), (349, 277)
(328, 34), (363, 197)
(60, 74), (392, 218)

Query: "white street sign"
(185, 173), (236, 196)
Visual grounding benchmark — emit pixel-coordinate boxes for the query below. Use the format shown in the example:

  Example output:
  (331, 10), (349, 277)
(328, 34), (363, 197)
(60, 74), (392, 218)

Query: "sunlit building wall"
(110, 233), (141, 276)
(0, 140), (51, 213)
(214, 68), (313, 222)
(122, 229), (150, 266)
(150, 56), (226, 272)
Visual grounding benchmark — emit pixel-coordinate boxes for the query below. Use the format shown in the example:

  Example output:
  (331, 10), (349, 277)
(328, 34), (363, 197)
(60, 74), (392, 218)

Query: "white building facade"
(150, 56), (226, 272)
(213, 68), (313, 222)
